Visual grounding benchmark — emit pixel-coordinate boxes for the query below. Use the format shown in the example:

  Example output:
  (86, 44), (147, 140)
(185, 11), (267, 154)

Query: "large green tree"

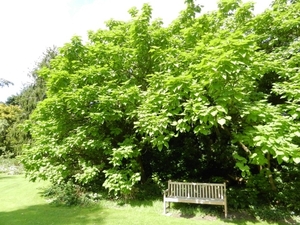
(22, 0), (300, 203)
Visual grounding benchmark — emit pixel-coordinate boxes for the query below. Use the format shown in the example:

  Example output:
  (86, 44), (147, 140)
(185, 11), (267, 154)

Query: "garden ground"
(0, 174), (299, 225)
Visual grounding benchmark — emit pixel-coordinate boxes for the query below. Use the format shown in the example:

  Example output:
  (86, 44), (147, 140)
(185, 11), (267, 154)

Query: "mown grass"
(0, 174), (298, 225)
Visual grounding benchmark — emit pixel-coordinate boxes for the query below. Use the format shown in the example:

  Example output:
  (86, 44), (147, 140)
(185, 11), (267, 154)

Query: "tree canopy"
(21, 0), (300, 211)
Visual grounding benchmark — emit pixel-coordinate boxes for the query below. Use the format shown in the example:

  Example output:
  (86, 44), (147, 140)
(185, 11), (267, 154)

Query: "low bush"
(274, 165), (300, 213)
(249, 206), (292, 222)
(42, 182), (102, 206)
(227, 187), (259, 210)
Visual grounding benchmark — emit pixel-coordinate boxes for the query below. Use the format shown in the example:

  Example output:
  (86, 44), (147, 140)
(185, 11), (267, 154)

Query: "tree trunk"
(266, 152), (277, 191)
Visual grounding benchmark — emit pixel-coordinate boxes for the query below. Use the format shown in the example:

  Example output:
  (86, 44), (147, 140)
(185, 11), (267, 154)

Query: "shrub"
(42, 182), (102, 206)
(227, 187), (259, 210)
(249, 206), (291, 222)
(273, 165), (300, 213)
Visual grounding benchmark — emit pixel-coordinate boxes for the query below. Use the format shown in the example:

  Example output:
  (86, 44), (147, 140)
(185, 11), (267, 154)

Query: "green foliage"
(227, 187), (259, 210)
(42, 182), (101, 206)
(0, 103), (22, 155)
(20, 0), (300, 212)
(22, 3), (160, 195)
(249, 206), (292, 222)
(273, 164), (300, 212)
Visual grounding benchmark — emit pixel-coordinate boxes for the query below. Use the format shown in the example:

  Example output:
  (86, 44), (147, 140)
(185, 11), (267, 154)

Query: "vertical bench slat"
(192, 184), (194, 198)
(173, 183), (175, 196)
(200, 185), (203, 198)
(199, 184), (201, 197)
(214, 185), (216, 198)
(185, 184), (187, 197)
(174, 183), (176, 196)
(187, 184), (189, 197)
(193, 184), (196, 198)
(221, 186), (223, 199)
(214, 186), (216, 199)
(207, 185), (210, 199)
(181, 184), (183, 196)
(187, 184), (189, 198)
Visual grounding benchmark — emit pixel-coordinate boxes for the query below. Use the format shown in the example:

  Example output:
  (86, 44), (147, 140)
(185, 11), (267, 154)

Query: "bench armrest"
(163, 189), (169, 197)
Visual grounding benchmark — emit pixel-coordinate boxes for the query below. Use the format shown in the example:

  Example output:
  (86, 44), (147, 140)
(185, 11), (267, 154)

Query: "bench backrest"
(168, 181), (226, 200)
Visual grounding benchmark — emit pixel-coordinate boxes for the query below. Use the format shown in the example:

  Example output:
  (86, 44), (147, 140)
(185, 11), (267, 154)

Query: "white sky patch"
(0, 0), (272, 102)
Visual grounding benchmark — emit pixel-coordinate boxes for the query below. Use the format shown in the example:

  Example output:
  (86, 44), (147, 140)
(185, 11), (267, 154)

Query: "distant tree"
(0, 103), (21, 155)
(0, 78), (13, 88)
(4, 47), (57, 156)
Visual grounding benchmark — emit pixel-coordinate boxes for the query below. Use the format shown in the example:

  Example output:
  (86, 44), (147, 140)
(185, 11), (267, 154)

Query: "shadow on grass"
(117, 198), (156, 208)
(229, 209), (299, 225)
(0, 174), (16, 180)
(123, 193), (162, 207)
(115, 188), (162, 208)
(171, 203), (226, 219)
(168, 203), (299, 225)
(0, 204), (105, 225)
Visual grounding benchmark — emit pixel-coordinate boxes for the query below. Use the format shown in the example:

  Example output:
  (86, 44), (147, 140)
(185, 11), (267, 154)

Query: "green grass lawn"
(0, 174), (295, 225)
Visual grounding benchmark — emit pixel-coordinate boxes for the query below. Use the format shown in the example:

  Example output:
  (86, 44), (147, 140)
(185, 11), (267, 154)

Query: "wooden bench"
(163, 181), (227, 218)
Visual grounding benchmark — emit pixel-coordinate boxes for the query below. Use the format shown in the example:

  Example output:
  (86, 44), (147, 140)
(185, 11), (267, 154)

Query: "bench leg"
(163, 201), (171, 214)
(224, 204), (228, 218)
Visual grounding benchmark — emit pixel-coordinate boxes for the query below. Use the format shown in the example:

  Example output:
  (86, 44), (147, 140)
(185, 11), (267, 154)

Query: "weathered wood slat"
(163, 181), (227, 218)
